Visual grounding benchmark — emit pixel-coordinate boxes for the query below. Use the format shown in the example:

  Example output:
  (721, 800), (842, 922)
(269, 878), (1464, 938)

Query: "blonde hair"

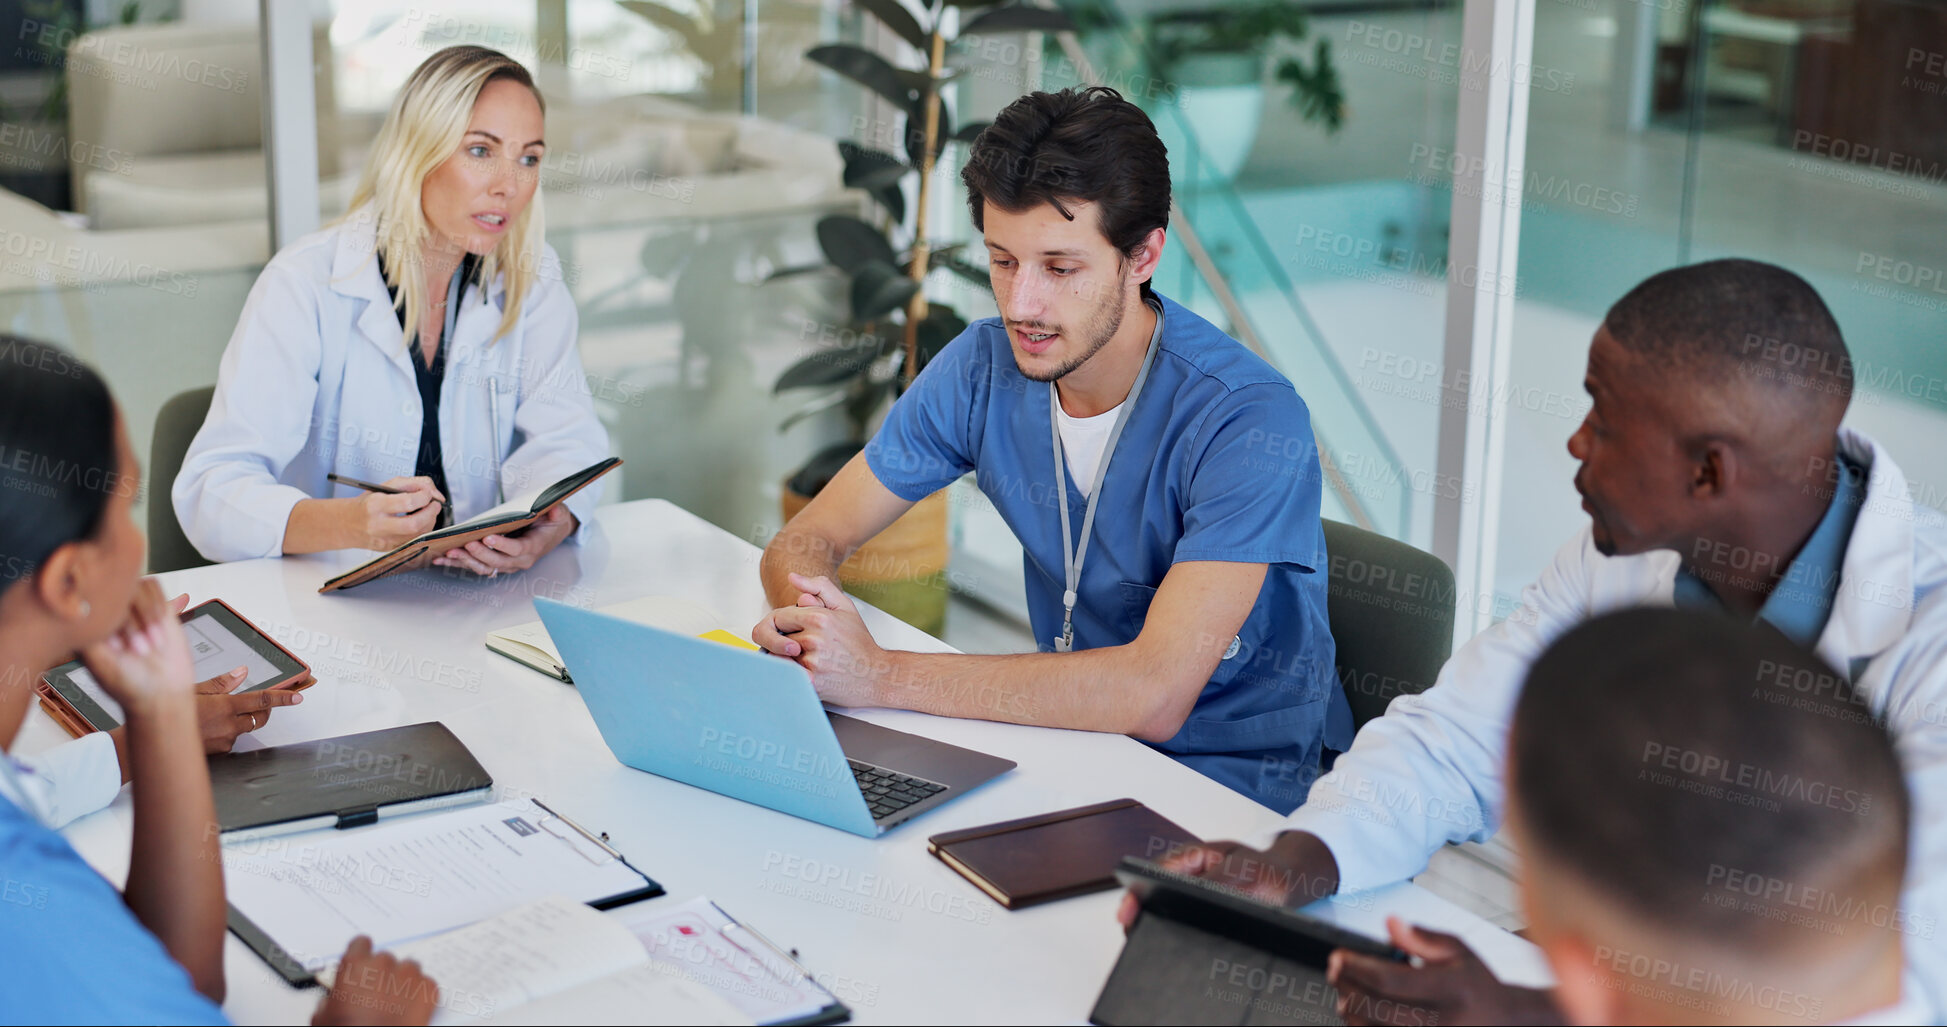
(343, 46), (547, 349)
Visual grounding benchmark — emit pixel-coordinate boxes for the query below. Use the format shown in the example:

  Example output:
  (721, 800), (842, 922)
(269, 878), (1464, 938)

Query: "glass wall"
(0, 0), (269, 559)
(1494, 0), (1947, 604)
(1057, 0), (1464, 545)
(310, 0), (863, 553)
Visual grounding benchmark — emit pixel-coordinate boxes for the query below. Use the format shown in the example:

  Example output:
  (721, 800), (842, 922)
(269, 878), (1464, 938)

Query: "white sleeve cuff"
(18, 732), (122, 828)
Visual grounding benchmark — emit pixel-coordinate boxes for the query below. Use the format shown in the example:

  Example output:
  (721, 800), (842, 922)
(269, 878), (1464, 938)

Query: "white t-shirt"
(1056, 400), (1124, 498)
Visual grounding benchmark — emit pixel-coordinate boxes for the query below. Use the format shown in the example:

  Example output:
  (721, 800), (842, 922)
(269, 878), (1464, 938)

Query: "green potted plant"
(769, 0), (1074, 633)
(1147, 0), (1346, 181)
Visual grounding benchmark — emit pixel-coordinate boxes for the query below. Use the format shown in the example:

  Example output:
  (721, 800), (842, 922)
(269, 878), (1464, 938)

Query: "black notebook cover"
(209, 721), (492, 835)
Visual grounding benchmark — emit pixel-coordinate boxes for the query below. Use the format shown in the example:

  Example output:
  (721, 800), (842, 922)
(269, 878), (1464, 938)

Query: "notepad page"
(386, 895), (642, 1022)
(468, 964), (752, 1026)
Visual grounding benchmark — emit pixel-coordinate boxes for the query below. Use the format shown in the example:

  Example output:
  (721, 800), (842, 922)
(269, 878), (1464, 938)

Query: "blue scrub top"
(865, 293), (1351, 812)
(0, 790), (227, 1024)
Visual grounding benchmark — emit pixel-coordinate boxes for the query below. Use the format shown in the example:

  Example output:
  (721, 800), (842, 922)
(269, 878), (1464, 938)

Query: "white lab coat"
(1279, 428), (1947, 1014)
(173, 211), (610, 562)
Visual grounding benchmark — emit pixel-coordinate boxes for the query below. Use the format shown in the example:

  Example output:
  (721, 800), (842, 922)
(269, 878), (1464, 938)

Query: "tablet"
(36, 598), (312, 735)
(1114, 856), (1409, 965)
(1092, 858), (1409, 1026)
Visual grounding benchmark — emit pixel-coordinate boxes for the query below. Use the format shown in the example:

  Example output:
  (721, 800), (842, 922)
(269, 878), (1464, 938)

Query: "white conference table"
(19, 499), (1551, 1024)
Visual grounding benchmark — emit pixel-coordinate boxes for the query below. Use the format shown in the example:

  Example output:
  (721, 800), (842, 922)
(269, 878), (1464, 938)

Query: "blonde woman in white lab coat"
(175, 45), (608, 574)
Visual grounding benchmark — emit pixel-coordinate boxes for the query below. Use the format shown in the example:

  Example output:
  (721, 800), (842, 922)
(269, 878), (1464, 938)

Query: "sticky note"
(698, 628), (760, 651)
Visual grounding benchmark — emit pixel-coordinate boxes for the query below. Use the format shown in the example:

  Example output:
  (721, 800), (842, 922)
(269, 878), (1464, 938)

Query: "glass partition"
(0, 2), (270, 564)
(1495, 0), (1947, 605)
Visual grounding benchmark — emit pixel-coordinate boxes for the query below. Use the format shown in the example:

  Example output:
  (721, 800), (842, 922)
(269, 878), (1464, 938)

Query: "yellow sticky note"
(698, 628), (760, 651)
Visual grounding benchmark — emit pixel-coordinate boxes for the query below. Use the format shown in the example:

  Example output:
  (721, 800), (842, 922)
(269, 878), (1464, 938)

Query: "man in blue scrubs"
(753, 87), (1350, 812)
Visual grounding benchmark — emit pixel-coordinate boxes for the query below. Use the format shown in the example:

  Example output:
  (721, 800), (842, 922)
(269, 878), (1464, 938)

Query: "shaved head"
(1603, 259), (1850, 477)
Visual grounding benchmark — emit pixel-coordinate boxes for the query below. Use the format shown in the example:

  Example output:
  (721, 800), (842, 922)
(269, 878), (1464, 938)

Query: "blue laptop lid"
(533, 598), (877, 836)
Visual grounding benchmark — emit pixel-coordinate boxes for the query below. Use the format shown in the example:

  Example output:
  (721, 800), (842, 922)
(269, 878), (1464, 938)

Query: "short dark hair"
(0, 336), (120, 589)
(1604, 259), (1852, 412)
(1511, 608), (1908, 955)
(961, 86), (1171, 301)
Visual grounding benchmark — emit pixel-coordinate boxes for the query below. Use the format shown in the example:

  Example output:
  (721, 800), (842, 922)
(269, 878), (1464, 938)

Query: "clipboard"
(320, 458), (620, 593)
(223, 796), (663, 987)
(615, 896), (851, 1026)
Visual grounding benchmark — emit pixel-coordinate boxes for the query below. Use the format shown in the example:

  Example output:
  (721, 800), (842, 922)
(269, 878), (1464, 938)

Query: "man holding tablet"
(752, 87), (1350, 812)
(1131, 261), (1947, 1021)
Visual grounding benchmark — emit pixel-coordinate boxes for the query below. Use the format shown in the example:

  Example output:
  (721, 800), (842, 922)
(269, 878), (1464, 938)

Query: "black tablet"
(1115, 856), (1410, 965)
(1091, 857), (1410, 1026)
(39, 598), (312, 733)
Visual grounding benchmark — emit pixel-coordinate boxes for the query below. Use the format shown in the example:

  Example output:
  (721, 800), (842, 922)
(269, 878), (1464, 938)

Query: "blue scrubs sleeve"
(863, 332), (985, 501)
(1174, 383), (1326, 570)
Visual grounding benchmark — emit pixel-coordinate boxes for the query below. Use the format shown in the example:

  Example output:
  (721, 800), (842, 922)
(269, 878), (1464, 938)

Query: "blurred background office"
(0, 0), (1940, 924)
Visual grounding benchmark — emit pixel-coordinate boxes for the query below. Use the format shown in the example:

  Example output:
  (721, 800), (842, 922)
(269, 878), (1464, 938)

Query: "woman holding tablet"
(0, 336), (436, 1024)
(175, 46), (608, 575)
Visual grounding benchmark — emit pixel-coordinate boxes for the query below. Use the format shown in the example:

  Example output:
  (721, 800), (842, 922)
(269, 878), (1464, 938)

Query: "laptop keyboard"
(849, 759), (947, 821)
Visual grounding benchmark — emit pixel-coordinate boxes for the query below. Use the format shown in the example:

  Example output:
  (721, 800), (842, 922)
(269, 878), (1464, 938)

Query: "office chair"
(148, 386), (215, 574)
(1322, 519), (1457, 732)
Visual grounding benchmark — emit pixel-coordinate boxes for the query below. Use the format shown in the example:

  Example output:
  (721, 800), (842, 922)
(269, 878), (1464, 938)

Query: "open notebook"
(315, 894), (847, 1026)
(486, 596), (758, 683)
(320, 458), (621, 593)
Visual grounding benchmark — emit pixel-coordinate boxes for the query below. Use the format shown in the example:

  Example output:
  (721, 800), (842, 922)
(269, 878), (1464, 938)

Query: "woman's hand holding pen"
(349, 476), (445, 551)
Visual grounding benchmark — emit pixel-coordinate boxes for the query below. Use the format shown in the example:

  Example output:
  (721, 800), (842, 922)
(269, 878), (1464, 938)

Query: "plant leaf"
(762, 263), (835, 282)
(903, 94), (954, 168)
(617, 1), (706, 49)
(788, 441), (868, 498)
(843, 377), (896, 432)
(816, 215), (899, 272)
(913, 305), (969, 368)
(952, 120), (991, 143)
(959, 4), (1076, 36)
(777, 389), (850, 432)
(871, 183), (907, 224)
(901, 241), (965, 276)
(851, 261), (922, 320)
(933, 247), (992, 289)
(808, 44), (919, 110)
(838, 141), (910, 190)
(773, 333), (890, 392)
(941, 0), (1008, 7)
(852, 0), (928, 51)
(1275, 37), (1346, 132)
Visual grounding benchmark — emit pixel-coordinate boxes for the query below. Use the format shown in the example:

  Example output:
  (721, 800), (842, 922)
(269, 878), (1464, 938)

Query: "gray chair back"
(1322, 519), (1457, 732)
(148, 386), (215, 574)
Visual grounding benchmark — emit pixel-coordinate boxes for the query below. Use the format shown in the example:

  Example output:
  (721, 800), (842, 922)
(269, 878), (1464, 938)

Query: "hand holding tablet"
(38, 597), (313, 737)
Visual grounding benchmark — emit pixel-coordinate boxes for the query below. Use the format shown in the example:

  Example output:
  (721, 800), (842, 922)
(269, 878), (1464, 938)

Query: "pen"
(328, 473), (453, 530)
(326, 472), (400, 494)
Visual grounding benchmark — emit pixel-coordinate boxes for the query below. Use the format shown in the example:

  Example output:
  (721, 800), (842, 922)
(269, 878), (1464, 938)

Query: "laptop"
(535, 598), (1017, 838)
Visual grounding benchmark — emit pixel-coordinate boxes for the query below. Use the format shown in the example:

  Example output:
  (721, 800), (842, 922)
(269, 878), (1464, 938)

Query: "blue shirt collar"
(1672, 449), (1866, 646)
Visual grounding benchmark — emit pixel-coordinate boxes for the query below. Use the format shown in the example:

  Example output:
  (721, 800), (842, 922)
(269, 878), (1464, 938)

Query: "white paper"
(611, 897), (837, 1025)
(387, 895), (645, 1023)
(487, 596), (731, 667)
(321, 896), (753, 1026)
(468, 964), (753, 1026)
(222, 799), (650, 971)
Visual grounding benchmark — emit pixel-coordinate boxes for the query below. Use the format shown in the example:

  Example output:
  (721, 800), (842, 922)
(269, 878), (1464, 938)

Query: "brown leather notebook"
(320, 457), (620, 593)
(928, 799), (1199, 910)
